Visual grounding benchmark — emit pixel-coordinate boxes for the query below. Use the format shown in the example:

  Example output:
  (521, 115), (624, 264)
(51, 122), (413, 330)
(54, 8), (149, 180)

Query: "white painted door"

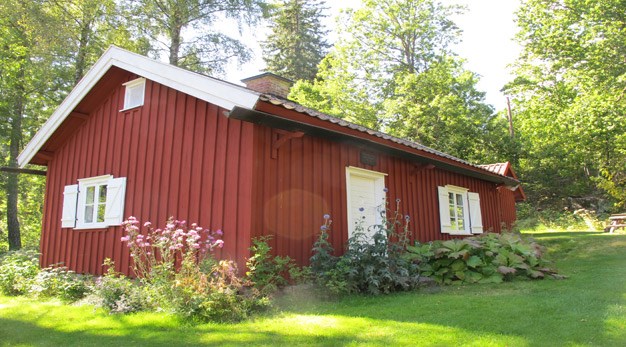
(346, 167), (386, 240)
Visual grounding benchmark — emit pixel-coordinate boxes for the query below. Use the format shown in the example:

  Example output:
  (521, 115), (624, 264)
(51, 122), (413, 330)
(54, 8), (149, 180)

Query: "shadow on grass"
(276, 232), (626, 346)
(1, 234), (625, 346)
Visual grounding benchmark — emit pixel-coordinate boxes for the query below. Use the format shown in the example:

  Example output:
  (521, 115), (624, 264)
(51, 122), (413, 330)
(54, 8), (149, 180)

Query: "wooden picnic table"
(606, 213), (626, 233)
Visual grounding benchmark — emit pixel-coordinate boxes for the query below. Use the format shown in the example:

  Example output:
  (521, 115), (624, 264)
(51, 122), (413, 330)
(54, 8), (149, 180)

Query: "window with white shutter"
(61, 175), (127, 230)
(121, 78), (146, 110)
(438, 185), (483, 235)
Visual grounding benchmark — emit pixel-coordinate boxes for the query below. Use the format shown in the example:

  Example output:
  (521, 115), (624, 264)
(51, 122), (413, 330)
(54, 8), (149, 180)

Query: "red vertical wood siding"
(251, 126), (516, 266)
(41, 74), (254, 275)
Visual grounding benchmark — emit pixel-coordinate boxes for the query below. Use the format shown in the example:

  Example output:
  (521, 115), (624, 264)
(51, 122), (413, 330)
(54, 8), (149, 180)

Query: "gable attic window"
(437, 185), (483, 235)
(61, 175), (127, 229)
(121, 77), (146, 111)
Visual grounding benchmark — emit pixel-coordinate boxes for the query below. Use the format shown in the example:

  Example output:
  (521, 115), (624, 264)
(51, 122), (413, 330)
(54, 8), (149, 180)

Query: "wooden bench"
(606, 213), (626, 233)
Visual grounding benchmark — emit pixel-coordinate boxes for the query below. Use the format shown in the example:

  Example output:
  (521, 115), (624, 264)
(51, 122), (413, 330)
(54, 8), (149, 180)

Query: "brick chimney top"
(241, 72), (293, 99)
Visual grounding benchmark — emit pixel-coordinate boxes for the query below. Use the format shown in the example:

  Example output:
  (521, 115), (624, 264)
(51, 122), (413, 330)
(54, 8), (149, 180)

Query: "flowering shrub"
(121, 216), (223, 282)
(113, 216), (267, 322)
(310, 196), (421, 295)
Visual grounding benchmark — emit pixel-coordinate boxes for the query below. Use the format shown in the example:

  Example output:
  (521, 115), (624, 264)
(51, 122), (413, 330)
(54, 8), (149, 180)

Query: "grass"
(2, 231), (626, 346)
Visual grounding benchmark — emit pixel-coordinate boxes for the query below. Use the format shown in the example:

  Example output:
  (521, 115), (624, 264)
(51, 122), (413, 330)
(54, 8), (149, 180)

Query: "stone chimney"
(241, 72), (293, 99)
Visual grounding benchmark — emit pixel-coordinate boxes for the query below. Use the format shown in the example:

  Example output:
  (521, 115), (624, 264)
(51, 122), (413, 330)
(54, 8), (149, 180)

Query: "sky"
(225, 0), (522, 111)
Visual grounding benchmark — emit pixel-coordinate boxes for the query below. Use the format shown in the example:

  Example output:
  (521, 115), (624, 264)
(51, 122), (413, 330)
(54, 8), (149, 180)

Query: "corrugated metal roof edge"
(258, 95), (518, 184)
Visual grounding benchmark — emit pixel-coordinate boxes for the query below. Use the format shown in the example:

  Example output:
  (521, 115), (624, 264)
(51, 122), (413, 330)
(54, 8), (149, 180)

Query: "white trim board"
(18, 46), (260, 167)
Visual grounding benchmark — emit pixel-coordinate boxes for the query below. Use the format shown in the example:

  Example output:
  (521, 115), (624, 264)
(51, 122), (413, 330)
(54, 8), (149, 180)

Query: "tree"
(290, 0), (505, 162)
(0, 0), (145, 251)
(506, 0), (626, 208)
(0, 0), (62, 250)
(261, 0), (330, 81)
(48, 0), (151, 85)
(128, 0), (268, 75)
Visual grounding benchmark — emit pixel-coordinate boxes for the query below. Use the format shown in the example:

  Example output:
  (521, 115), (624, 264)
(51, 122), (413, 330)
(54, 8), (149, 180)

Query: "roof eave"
(228, 106), (520, 187)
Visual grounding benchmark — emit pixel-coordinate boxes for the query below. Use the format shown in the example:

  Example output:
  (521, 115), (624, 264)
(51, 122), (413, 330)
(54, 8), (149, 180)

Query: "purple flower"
(383, 187), (389, 193)
(320, 225), (328, 231)
(359, 207), (365, 212)
(323, 214), (331, 220)
(216, 229), (223, 236)
(396, 198), (401, 203)
(405, 215), (411, 221)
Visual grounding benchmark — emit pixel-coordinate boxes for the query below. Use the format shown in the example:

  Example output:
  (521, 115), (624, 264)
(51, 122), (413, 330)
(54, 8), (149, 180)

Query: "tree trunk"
(7, 68), (25, 251)
(169, 26), (181, 66)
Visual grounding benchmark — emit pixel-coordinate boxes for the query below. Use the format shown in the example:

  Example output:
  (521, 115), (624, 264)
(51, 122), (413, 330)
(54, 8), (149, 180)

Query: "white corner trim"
(18, 45), (260, 167)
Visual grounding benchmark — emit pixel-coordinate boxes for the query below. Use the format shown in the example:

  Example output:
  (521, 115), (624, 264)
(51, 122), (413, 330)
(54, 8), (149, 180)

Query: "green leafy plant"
(406, 233), (562, 285)
(92, 259), (147, 314)
(30, 265), (91, 302)
(246, 236), (298, 294)
(0, 250), (40, 295)
(310, 197), (420, 295)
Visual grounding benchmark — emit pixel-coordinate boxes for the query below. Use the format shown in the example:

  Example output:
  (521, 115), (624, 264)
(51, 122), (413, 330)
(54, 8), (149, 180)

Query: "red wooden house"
(18, 47), (525, 275)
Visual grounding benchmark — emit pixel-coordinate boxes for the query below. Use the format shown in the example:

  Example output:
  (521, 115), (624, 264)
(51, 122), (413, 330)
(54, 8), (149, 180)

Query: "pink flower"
(120, 236), (130, 242)
(144, 221), (152, 227)
(215, 239), (224, 248)
(215, 229), (223, 236)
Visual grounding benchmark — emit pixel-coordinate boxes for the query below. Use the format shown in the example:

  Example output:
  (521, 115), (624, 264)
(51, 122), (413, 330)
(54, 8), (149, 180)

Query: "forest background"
(1, 0), (624, 252)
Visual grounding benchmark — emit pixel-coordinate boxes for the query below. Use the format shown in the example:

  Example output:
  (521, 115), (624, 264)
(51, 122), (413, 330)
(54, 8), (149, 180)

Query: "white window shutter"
(438, 186), (452, 233)
(61, 184), (79, 228)
(104, 177), (126, 226)
(468, 192), (484, 234)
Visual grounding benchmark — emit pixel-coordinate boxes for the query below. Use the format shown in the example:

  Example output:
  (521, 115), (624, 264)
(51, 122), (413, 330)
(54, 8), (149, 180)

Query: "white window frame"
(76, 175), (112, 229)
(438, 185), (483, 236)
(121, 77), (146, 111)
(62, 174), (127, 230)
(345, 166), (387, 239)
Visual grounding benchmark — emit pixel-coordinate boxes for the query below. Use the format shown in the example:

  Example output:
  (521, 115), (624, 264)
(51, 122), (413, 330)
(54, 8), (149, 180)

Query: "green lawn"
(2, 231), (626, 346)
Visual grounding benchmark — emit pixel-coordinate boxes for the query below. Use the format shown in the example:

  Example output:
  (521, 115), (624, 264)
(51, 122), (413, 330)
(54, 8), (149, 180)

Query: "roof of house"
(19, 46), (520, 188)
(480, 162), (526, 201)
(480, 163), (510, 176)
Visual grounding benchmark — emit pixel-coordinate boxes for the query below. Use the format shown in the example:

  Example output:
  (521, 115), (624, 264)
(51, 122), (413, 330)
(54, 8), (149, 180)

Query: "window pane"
(448, 193), (454, 204)
(457, 206), (464, 219)
(458, 219), (464, 230)
(99, 185), (107, 203)
(86, 186), (95, 204)
(456, 193), (464, 206)
(97, 204), (106, 223)
(85, 205), (93, 223)
(450, 217), (457, 229)
(449, 206), (456, 218)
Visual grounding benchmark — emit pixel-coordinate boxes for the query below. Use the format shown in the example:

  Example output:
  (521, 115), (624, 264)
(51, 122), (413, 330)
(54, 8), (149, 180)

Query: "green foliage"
(262, 0), (329, 81)
(246, 236), (298, 293)
(516, 203), (603, 232)
(128, 0), (267, 74)
(290, 0), (508, 163)
(507, 0), (626, 209)
(406, 233), (561, 285)
(310, 200), (420, 295)
(0, 250), (40, 295)
(92, 259), (147, 314)
(30, 266), (91, 302)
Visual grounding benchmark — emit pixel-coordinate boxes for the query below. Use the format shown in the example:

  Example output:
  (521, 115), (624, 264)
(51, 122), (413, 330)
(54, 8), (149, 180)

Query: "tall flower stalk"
(120, 216), (224, 282)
